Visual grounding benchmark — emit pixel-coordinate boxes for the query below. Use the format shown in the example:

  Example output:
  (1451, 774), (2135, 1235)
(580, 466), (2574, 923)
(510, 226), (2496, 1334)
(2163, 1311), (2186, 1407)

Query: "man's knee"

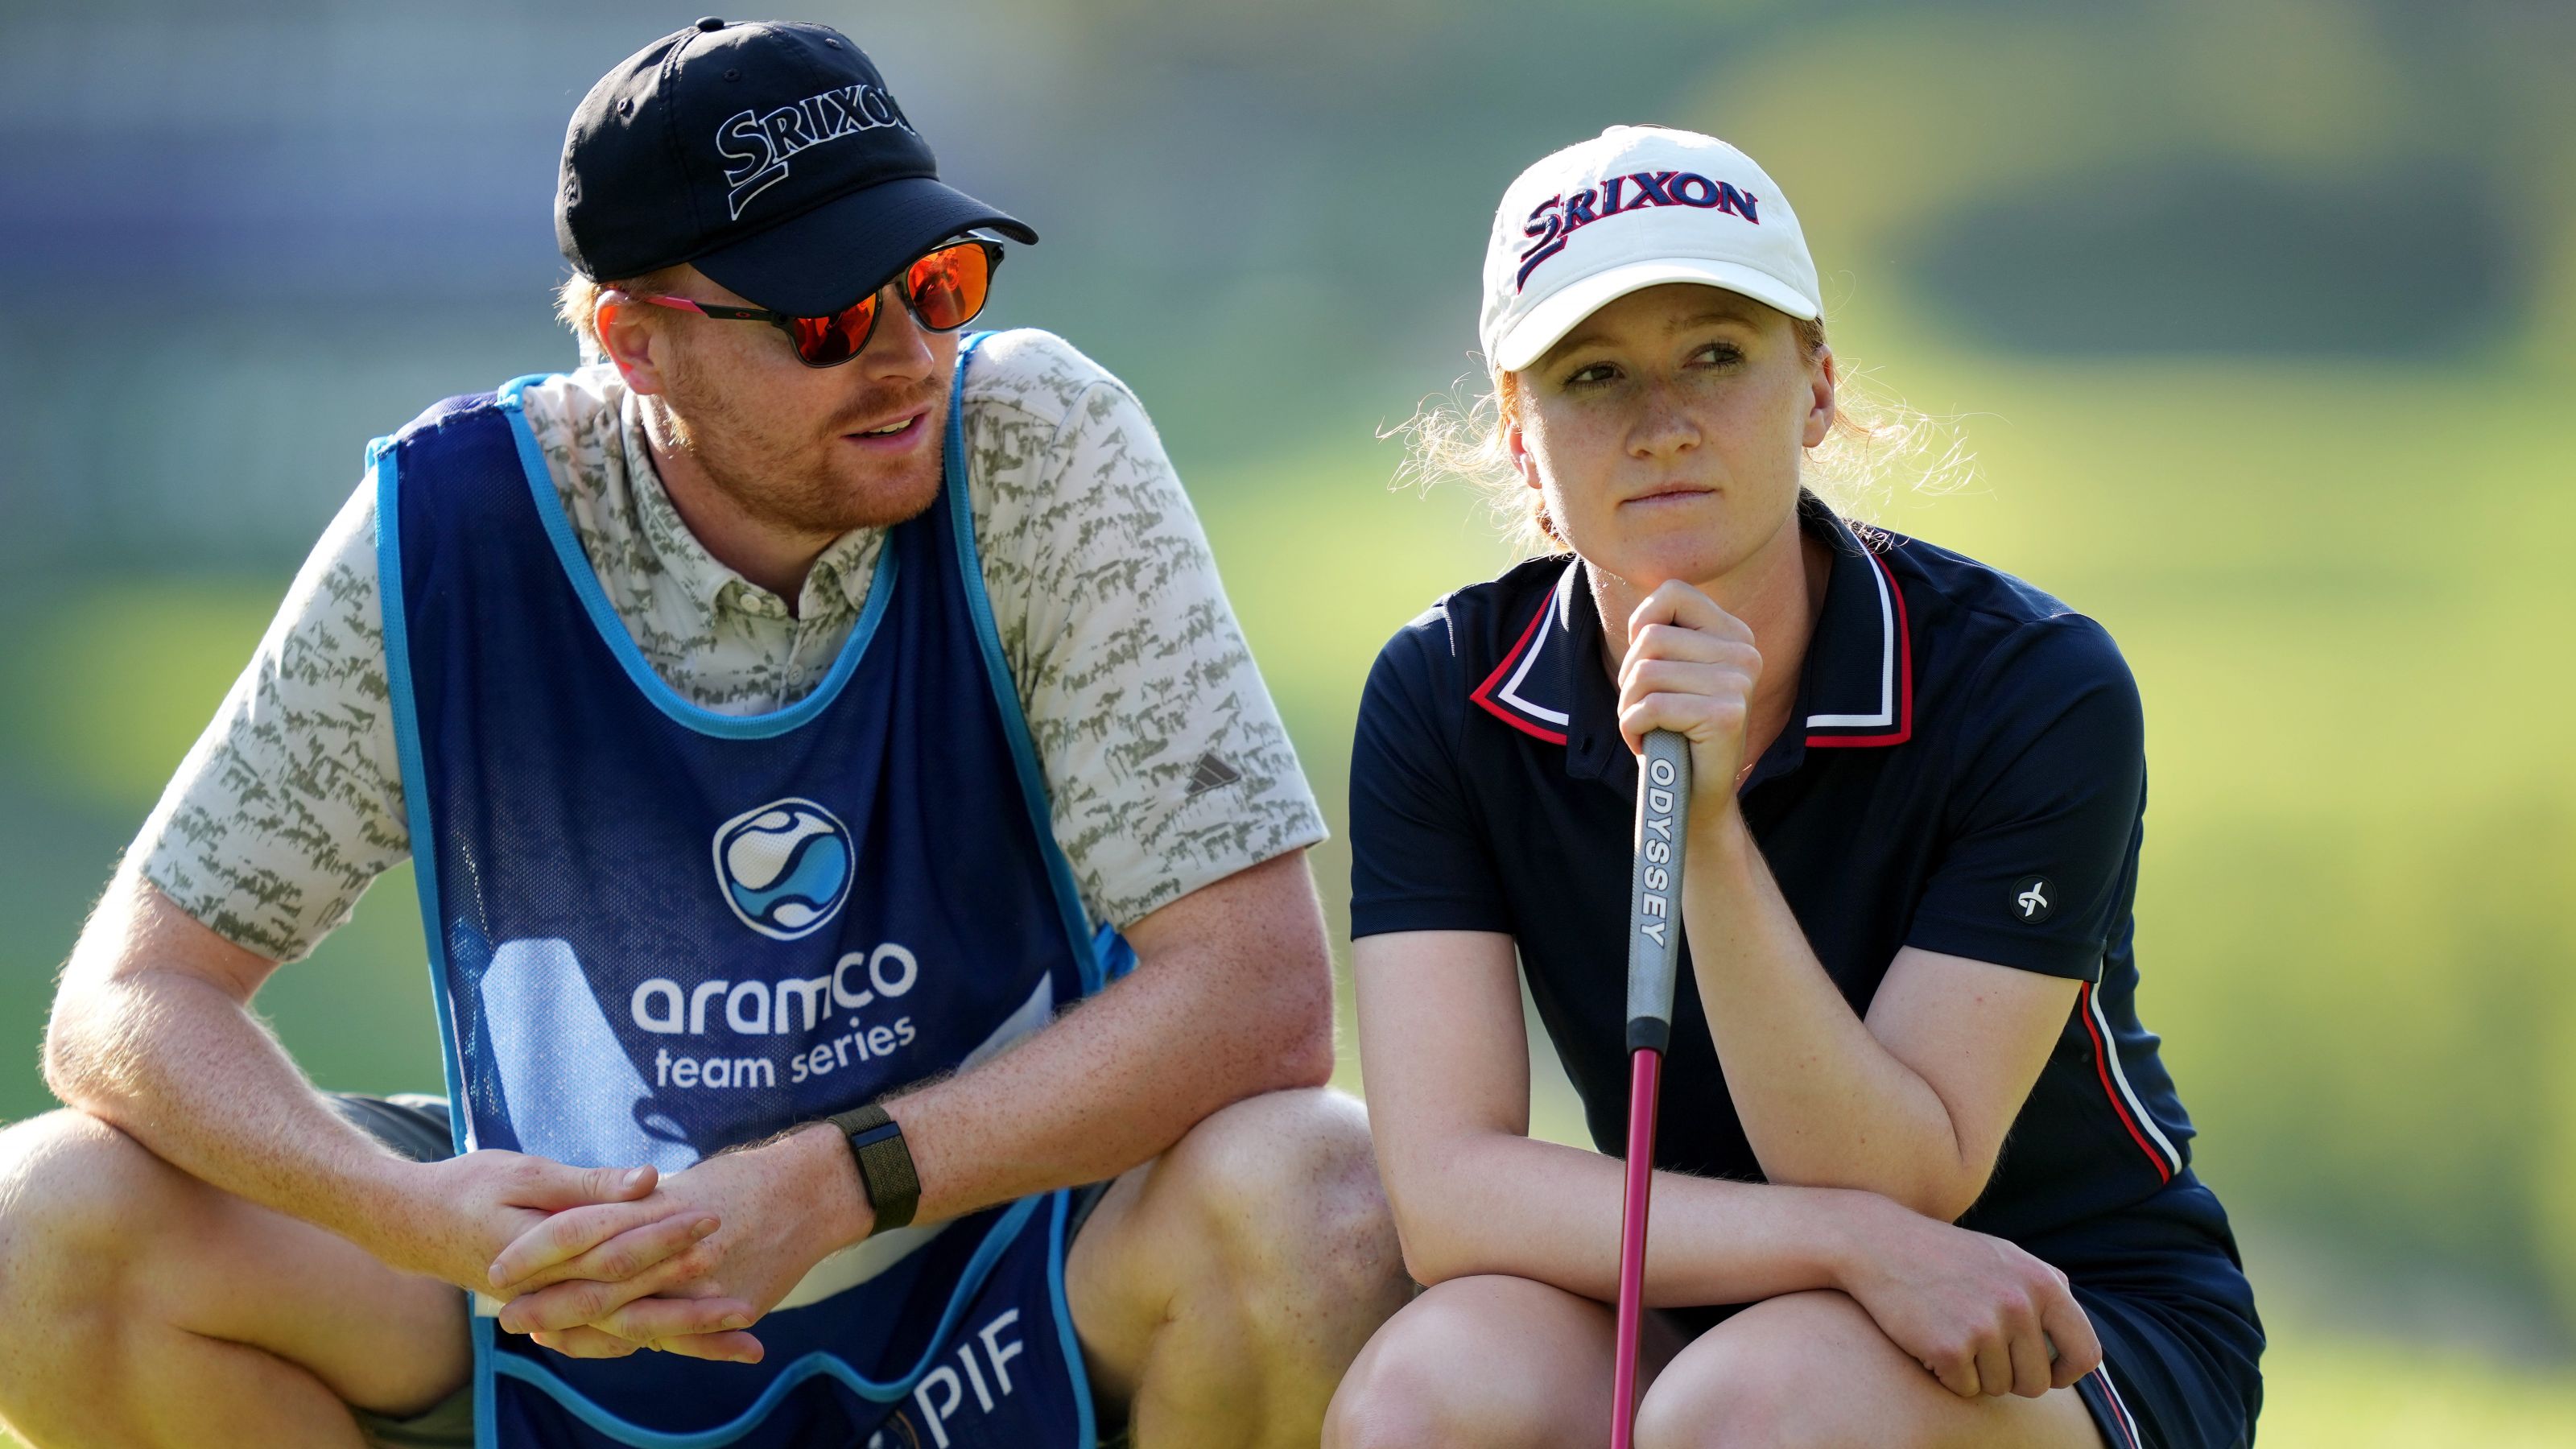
(0, 1110), (200, 1309)
(1160, 1088), (1404, 1315)
(1635, 1291), (1866, 1449)
(0, 1108), (214, 1416)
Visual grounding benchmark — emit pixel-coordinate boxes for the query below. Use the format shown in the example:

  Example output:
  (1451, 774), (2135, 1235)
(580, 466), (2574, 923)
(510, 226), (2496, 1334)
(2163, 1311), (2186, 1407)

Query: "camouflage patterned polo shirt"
(135, 328), (1324, 962)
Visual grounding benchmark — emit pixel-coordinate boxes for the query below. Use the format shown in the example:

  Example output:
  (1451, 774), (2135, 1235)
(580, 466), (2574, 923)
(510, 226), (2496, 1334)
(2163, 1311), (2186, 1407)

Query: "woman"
(1327, 126), (2262, 1449)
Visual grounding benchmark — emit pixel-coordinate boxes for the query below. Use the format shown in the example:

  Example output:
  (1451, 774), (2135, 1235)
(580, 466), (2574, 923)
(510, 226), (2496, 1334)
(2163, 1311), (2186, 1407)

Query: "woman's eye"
(1694, 342), (1744, 366)
(1564, 363), (1616, 387)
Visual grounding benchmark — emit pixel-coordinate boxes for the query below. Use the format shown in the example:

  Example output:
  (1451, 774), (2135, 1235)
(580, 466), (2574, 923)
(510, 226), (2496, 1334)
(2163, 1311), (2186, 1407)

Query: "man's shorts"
(326, 1094), (1125, 1449)
(326, 1094), (477, 1449)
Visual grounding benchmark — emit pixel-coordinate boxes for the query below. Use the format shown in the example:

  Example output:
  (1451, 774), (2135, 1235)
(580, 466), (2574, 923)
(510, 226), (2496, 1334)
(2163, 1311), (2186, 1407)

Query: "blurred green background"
(3, 1), (2573, 1443)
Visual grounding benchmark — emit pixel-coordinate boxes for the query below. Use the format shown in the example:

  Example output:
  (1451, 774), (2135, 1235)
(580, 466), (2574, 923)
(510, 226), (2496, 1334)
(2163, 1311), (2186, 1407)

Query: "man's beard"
(658, 367), (947, 536)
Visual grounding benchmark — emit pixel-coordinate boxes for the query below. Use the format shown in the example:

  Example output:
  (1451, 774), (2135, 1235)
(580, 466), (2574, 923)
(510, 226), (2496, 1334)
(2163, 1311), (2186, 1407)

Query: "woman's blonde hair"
(1392, 313), (1962, 554)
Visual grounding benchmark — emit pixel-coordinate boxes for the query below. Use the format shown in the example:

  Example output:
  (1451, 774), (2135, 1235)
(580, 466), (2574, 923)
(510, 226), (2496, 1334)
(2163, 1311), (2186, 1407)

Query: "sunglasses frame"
(617, 237), (1005, 368)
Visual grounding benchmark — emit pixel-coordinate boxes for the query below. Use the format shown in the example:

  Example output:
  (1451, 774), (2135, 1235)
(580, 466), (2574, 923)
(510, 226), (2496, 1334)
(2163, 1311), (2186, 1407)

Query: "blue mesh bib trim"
(1046, 1187), (1100, 1449)
(488, 374), (901, 741)
(941, 334), (1103, 983)
(373, 435), (469, 1152)
(373, 431), (501, 1435)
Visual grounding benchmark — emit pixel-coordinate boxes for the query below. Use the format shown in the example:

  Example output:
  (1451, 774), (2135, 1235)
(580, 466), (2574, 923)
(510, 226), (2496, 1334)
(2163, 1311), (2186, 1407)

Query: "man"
(0, 19), (1406, 1449)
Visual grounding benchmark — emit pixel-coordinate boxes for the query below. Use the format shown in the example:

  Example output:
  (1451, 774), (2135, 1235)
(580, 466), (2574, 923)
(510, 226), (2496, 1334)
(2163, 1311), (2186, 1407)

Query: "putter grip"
(1624, 729), (1692, 1052)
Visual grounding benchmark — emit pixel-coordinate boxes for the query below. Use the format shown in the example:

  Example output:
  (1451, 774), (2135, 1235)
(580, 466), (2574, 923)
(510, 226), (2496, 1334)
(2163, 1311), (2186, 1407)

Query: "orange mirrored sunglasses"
(627, 237), (1002, 367)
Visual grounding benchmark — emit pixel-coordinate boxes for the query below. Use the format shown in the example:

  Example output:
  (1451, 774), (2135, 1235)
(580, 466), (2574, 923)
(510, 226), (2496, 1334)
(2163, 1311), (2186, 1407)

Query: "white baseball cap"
(1479, 126), (1820, 373)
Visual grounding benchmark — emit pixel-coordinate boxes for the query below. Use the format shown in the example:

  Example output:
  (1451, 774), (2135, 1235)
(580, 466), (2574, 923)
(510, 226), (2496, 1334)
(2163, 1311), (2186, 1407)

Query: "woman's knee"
(1635, 1291), (1879, 1449)
(1326, 1276), (1609, 1449)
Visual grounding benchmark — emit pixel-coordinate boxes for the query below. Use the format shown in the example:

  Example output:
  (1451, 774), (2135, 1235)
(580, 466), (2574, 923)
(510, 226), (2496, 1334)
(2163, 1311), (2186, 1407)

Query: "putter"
(1612, 729), (1690, 1449)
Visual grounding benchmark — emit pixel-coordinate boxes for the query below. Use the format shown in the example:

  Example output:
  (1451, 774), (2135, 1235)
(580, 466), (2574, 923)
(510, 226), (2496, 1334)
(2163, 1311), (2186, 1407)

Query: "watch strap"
(828, 1102), (919, 1232)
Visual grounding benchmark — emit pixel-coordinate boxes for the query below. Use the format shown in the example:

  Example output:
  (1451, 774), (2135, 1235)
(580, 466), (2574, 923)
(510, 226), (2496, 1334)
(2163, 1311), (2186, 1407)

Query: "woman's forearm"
(1682, 807), (1981, 1216)
(1389, 1127), (1875, 1307)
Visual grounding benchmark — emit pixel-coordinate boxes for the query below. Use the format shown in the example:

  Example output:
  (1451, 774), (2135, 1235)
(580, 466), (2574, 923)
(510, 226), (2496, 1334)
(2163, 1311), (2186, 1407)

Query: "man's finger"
(597, 1294), (763, 1353)
(497, 1214), (720, 1296)
(510, 1162), (657, 1213)
(526, 1325), (644, 1359)
(498, 1242), (720, 1334)
(646, 1329), (767, 1365)
(489, 1200), (691, 1288)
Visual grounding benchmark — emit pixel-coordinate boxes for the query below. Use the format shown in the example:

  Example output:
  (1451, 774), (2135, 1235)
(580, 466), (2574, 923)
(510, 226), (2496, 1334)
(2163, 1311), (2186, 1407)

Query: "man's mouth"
(844, 411), (924, 441)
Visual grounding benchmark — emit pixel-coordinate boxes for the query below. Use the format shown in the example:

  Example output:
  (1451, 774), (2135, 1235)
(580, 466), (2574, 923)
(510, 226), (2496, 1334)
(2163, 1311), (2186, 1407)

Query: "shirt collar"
(1468, 559), (1582, 746)
(1469, 493), (1915, 781)
(613, 386), (739, 620)
(1795, 495), (1916, 749)
(612, 387), (879, 624)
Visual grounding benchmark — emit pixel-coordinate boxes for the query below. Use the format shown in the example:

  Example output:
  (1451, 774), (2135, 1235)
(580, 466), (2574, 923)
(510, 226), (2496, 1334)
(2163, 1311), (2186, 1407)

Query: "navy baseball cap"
(556, 17), (1038, 317)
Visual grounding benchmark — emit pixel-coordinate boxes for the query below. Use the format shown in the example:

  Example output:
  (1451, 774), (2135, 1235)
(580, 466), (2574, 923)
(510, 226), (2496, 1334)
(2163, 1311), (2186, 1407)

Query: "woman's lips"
(1624, 484), (1714, 507)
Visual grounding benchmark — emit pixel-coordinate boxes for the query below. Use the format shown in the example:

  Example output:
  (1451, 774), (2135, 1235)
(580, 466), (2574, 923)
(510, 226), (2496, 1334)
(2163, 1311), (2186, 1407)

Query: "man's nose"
(858, 286), (938, 383)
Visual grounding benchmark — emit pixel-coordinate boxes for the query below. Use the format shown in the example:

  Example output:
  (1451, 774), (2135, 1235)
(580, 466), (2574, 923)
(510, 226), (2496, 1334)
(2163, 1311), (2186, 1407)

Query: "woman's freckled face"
(1509, 283), (1831, 590)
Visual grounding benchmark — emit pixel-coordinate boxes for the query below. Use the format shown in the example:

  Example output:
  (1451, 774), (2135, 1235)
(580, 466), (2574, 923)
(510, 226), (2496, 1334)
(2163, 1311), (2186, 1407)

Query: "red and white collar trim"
(1470, 528), (1915, 753)
(1802, 546), (1914, 749)
(1469, 563), (1577, 745)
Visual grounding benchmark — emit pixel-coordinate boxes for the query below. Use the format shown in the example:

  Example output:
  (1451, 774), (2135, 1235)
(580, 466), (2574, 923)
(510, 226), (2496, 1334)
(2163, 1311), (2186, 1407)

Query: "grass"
(2256, 1331), (2576, 1447)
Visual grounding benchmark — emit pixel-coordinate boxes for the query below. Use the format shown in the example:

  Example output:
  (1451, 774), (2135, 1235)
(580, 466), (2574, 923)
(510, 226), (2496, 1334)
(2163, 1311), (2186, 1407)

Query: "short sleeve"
(1349, 617), (1513, 938)
(134, 480), (411, 961)
(963, 330), (1326, 930)
(1902, 618), (2145, 980)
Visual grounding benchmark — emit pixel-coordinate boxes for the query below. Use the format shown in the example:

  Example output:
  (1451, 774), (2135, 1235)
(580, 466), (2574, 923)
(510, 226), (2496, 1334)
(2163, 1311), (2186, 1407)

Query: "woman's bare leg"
(1635, 1289), (2103, 1449)
(1323, 1274), (1686, 1449)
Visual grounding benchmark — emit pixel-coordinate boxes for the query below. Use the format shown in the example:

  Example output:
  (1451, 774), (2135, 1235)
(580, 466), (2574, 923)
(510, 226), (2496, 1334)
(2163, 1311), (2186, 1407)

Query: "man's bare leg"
(1065, 1088), (1409, 1449)
(0, 1111), (469, 1449)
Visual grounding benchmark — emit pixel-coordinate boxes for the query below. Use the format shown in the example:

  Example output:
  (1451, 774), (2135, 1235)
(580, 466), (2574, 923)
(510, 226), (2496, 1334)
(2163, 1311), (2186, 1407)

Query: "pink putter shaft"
(1611, 729), (1690, 1449)
(1609, 1046), (1665, 1449)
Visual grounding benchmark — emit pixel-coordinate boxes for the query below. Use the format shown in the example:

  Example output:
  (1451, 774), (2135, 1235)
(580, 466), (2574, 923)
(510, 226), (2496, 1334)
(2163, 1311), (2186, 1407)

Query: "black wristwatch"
(828, 1102), (919, 1232)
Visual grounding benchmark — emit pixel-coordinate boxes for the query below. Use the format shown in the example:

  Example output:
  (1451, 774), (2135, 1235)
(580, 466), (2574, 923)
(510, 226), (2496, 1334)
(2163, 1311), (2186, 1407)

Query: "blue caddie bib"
(374, 335), (1114, 1448)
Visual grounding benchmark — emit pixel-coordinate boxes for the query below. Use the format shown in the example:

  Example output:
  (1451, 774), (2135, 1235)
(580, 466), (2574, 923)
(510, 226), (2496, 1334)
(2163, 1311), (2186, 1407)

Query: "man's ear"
(597, 295), (668, 398)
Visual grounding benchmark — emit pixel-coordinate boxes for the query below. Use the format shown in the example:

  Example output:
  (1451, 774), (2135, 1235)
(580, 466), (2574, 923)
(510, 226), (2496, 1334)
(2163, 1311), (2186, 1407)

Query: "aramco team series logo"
(713, 798), (855, 941)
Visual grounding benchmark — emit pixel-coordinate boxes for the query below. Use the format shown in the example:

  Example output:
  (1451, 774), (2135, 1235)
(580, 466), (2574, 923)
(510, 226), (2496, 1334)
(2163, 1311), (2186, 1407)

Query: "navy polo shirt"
(1351, 495), (2219, 1249)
